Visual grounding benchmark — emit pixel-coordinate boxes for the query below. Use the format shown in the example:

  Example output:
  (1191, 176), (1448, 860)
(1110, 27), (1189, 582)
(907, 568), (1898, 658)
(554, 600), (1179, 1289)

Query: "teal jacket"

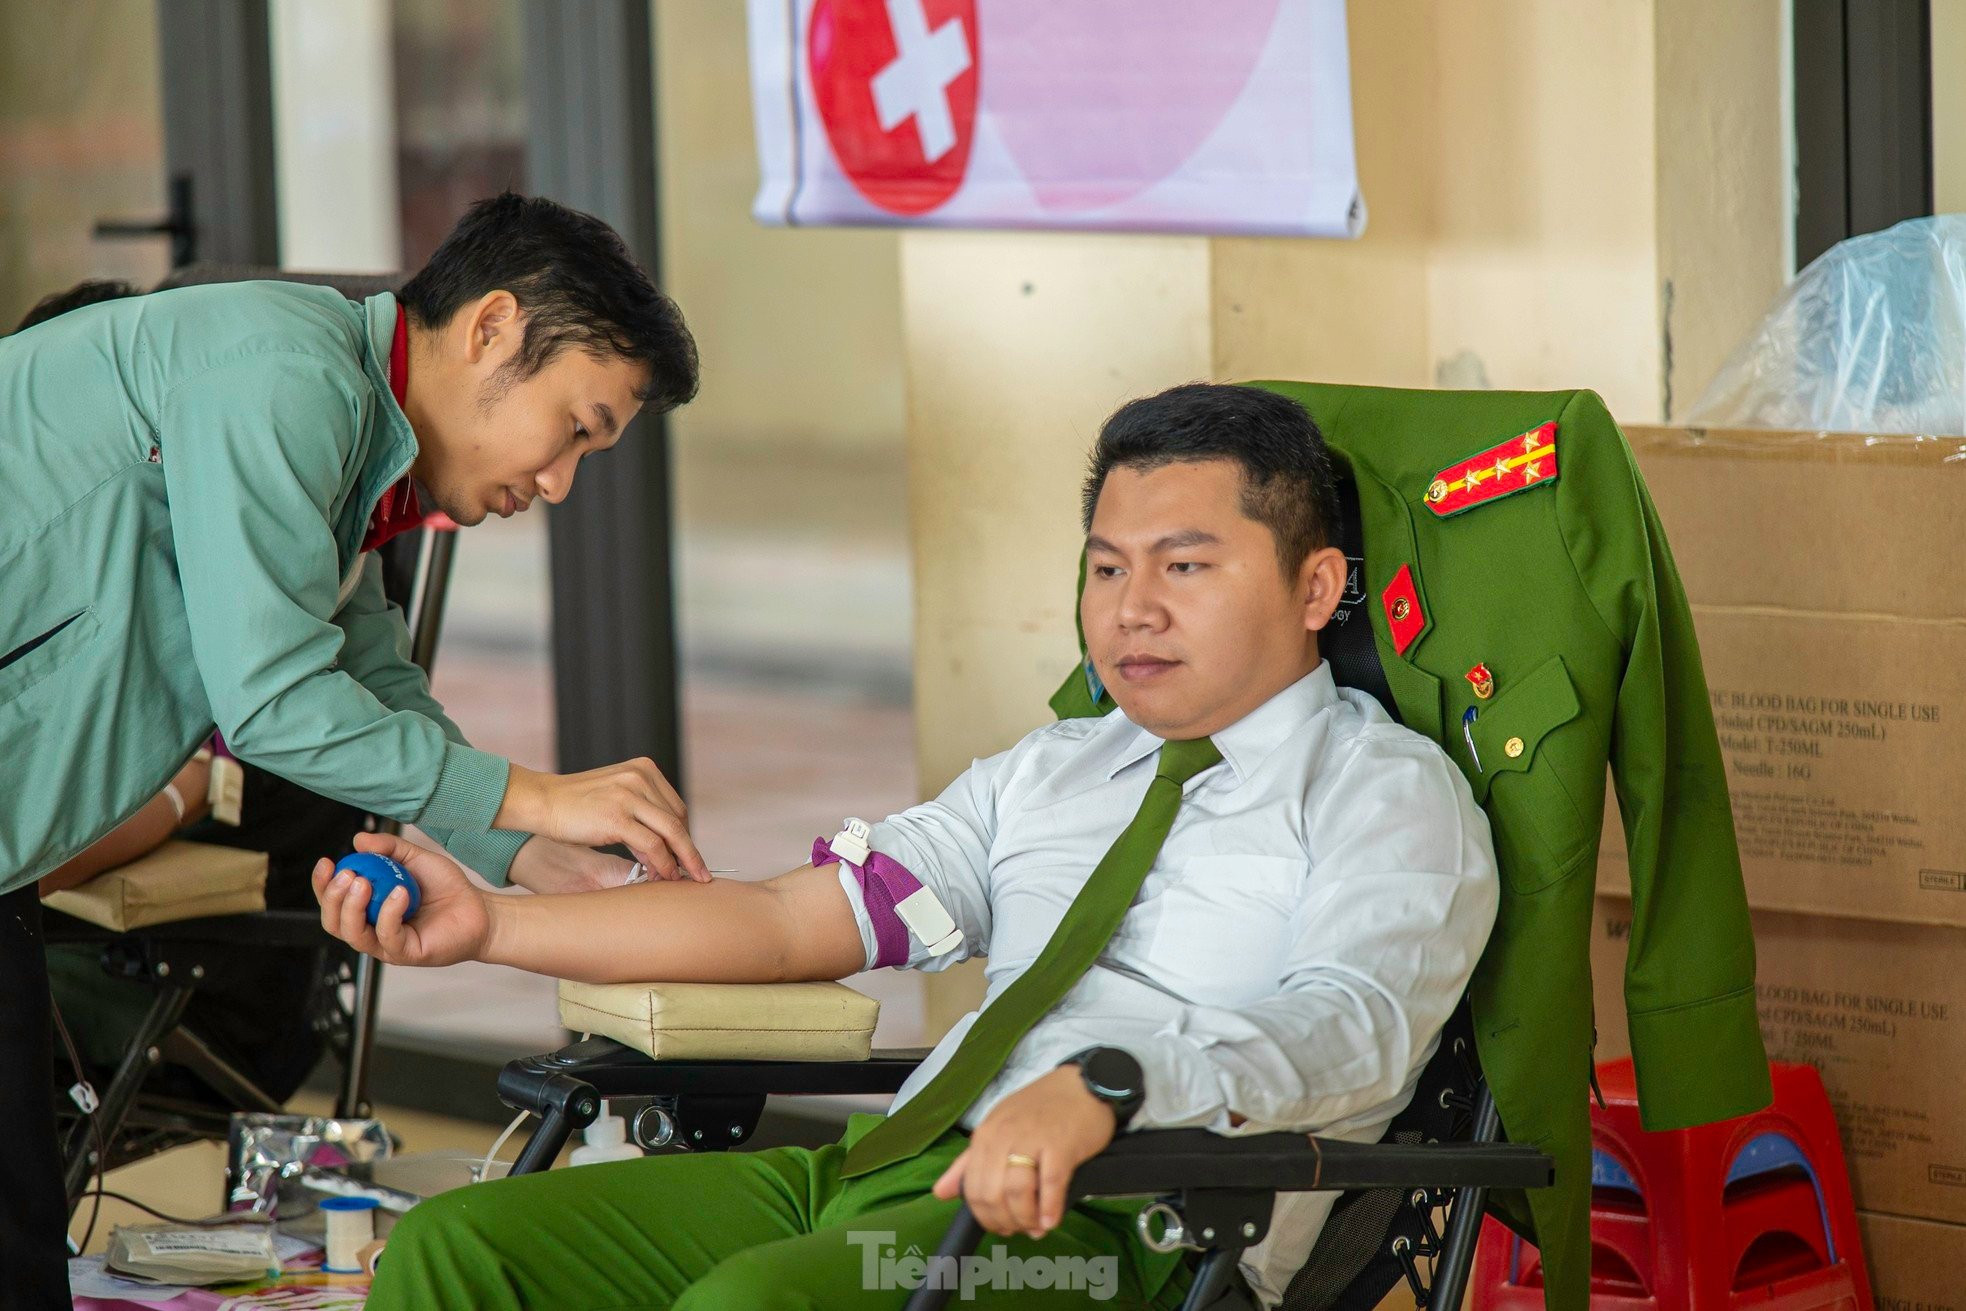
(1056, 383), (1772, 1309)
(0, 282), (529, 892)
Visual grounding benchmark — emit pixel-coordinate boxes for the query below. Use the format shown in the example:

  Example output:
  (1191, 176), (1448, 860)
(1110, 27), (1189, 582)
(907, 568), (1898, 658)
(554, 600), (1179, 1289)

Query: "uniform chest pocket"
(0, 609), (100, 707)
(1144, 854), (1305, 1006)
(1469, 654), (1598, 895)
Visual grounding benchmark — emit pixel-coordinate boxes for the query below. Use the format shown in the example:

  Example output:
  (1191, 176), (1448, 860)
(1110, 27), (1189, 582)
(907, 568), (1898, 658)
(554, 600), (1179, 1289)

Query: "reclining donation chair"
(496, 383), (1766, 1311)
(42, 267), (439, 1206)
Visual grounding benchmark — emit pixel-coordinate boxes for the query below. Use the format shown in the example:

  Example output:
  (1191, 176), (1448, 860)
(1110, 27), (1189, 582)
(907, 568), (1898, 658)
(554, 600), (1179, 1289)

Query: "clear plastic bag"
(1688, 215), (1966, 435)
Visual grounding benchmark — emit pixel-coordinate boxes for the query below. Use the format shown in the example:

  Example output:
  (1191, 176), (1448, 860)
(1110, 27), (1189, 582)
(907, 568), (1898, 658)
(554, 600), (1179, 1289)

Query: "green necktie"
(841, 735), (1223, 1178)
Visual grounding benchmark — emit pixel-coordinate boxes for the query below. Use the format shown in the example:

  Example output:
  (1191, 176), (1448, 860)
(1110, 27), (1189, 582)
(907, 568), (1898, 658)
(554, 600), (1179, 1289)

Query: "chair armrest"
(1069, 1128), (1554, 1200)
(496, 1037), (934, 1111)
(498, 1038), (936, 1171)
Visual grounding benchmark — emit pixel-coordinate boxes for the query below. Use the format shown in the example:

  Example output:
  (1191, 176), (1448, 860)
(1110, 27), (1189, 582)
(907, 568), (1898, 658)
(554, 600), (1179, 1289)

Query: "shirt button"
(1504, 737), (1525, 759)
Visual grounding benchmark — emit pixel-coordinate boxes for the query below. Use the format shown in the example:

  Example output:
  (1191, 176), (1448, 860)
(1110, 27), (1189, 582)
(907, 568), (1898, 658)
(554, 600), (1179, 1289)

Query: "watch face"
(1083, 1048), (1140, 1098)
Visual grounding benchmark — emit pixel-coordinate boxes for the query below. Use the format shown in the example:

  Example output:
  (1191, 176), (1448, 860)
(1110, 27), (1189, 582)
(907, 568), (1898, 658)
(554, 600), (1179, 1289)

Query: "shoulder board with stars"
(1423, 421), (1559, 517)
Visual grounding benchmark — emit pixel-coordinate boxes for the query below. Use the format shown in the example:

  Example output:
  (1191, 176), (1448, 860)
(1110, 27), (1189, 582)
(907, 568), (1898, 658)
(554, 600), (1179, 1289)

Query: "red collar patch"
(1381, 563), (1428, 656)
(1422, 421), (1559, 517)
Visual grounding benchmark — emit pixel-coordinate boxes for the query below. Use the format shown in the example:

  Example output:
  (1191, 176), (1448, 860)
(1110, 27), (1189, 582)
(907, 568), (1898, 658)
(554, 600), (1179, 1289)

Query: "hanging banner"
(747, 0), (1364, 238)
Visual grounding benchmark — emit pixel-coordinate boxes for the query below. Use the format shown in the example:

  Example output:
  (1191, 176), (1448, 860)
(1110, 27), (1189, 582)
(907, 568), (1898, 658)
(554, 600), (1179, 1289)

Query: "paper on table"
(128, 1230), (272, 1258)
(70, 1235), (320, 1303)
(272, 1232), (319, 1261)
(66, 1255), (194, 1302)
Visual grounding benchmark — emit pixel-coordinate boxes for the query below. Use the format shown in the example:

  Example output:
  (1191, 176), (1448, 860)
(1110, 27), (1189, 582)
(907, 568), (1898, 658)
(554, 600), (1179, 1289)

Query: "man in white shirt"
(320, 382), (1499, 1310)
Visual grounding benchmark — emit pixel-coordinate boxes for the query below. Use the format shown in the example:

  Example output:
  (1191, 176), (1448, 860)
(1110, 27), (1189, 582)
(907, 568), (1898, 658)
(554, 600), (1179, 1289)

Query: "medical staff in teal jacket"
(0, 194), (704, 1305)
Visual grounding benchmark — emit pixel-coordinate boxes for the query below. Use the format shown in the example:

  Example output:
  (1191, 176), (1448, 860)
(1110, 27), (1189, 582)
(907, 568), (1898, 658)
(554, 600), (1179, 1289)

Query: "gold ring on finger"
(1005, 1152), (1039, 1169)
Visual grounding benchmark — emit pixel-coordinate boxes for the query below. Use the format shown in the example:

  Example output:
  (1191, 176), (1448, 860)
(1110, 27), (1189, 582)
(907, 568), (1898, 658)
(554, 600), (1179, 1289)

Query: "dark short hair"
(397, 192), (698, 411)
(12, 279), (139, 334)
(1082, 383), (1341, 574)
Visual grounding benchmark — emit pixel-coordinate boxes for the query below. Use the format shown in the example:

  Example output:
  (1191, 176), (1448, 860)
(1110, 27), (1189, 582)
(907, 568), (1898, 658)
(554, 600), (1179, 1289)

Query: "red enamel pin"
(1424, 421), (1560, 517)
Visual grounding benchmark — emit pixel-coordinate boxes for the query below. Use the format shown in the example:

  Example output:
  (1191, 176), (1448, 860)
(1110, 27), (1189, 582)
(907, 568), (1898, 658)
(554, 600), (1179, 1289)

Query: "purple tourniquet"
(812, 837), (924, 969)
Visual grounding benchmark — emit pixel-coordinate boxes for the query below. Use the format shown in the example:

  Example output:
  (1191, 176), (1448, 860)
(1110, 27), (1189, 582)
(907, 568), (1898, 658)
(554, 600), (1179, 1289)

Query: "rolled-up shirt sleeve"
(832, 748), (1009, 974)
(1117, 739), (1499, 1134)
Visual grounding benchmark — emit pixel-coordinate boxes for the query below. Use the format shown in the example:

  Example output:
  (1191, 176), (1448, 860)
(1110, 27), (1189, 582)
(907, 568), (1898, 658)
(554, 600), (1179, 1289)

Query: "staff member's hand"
(312, 832), (490, 968)
(506, 836), (638, 894)
(931, 1066), (1118, 1240)
(498, 759), (709, 881)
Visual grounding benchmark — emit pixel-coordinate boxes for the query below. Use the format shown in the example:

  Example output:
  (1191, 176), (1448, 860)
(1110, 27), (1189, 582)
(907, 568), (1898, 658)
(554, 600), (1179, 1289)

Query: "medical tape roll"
(319, 1196), (380, 1273)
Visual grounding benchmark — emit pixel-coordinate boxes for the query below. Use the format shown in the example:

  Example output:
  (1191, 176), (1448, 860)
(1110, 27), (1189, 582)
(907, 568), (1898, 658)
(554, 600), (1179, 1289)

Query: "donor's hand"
(932, 1065), (1119, 1241)
(499, 760), (709, 882)
(312, 832), (489, 968)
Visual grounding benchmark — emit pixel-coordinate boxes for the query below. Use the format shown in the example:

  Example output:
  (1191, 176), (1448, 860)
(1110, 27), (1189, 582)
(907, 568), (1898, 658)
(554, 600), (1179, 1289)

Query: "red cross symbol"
(808, 0), (980, 215)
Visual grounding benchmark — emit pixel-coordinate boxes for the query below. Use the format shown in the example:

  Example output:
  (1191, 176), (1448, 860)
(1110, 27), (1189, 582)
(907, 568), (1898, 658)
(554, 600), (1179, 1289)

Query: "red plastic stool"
(1469, 1059), (1872, 1310)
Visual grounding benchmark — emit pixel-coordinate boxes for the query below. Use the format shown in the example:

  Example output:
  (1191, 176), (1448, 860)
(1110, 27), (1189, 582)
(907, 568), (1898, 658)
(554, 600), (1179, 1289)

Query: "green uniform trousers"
(367, 1112), (1198, 1310)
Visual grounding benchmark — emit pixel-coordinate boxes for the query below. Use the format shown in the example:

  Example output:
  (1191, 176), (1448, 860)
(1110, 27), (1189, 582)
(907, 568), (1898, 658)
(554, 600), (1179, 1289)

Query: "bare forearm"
(40, 758), (211, 896)
(40, 796), (176, 894)
(479, 865), (863, 985)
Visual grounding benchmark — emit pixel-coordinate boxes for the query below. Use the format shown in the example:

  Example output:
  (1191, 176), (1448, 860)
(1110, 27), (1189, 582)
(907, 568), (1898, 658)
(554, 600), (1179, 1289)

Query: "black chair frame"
(496, 1004), (1547, 1310)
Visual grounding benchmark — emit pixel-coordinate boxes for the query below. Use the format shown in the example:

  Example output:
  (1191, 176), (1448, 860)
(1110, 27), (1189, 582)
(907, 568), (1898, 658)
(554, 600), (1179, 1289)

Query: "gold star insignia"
(1523, 460), (1544, 481)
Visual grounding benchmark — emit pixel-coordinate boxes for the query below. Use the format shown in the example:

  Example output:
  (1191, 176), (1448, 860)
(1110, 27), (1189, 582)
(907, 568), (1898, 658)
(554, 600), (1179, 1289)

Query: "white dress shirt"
(836, 662), (1499, 1306)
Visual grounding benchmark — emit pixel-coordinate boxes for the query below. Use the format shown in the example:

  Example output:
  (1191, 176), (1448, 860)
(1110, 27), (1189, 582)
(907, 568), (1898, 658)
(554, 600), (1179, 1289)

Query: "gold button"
(1391, 598), (1411, 622)
(1505, 737), (1525, 759)
(1426, 479), (1449, 504)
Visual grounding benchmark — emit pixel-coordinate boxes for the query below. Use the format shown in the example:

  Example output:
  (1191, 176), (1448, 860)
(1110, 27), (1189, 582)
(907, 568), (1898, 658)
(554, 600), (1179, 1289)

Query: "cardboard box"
(1596, 424), (1966, 927)
(1858, 1211), (1966, 1311)
(1592, 896), (1966, 1226)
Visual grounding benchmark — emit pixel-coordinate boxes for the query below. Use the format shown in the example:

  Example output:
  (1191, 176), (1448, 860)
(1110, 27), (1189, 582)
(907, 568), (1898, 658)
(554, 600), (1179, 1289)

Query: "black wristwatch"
(1063, 1046), (1145, 1129)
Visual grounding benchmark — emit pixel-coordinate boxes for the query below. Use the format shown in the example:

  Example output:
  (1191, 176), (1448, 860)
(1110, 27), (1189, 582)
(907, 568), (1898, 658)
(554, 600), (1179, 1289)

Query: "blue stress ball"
(336, 852), (421, 926)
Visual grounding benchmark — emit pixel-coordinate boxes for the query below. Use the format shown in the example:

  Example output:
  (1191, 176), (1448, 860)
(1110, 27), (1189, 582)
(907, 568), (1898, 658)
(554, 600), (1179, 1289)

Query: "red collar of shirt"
(361, 308), (434, 554)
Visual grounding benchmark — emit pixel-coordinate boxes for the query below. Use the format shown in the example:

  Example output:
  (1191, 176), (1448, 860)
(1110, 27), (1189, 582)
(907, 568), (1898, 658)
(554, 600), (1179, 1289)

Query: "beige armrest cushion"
(45, 840), (268, 932)
(557, 979), (880, 1061)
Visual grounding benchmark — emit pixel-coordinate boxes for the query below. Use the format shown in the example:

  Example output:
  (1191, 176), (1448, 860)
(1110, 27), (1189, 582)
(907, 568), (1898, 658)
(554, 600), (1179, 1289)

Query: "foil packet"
(225, 1112), (392, 1218)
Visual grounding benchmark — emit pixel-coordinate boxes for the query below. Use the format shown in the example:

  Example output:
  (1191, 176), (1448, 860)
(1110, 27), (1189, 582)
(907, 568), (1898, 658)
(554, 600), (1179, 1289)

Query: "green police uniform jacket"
(0, 283), (528, 892)
(1055, 382), (1772, 1309)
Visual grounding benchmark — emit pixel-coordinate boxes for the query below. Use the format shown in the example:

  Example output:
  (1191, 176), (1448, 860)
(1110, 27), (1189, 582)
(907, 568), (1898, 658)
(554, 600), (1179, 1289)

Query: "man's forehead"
(1093, 460), (1246, 526)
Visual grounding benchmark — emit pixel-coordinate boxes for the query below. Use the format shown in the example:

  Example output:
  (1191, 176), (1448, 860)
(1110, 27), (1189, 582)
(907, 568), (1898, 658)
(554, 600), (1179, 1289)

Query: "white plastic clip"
(896, 887), (964, 957)
(69, 1081), (100, 1115)
(830, 817), (873, 867)
(208, 755), (244, 826)
(829, 818), (963, 957)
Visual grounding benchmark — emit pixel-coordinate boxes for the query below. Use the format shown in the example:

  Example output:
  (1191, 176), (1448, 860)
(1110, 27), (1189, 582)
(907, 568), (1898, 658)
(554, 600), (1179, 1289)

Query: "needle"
(624, 863), (738, 884)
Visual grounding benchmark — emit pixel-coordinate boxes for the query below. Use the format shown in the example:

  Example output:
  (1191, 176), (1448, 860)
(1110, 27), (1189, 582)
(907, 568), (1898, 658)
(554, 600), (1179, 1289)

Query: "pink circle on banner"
(980, 0), (1283, 212)
(808, 0), (981, 216)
